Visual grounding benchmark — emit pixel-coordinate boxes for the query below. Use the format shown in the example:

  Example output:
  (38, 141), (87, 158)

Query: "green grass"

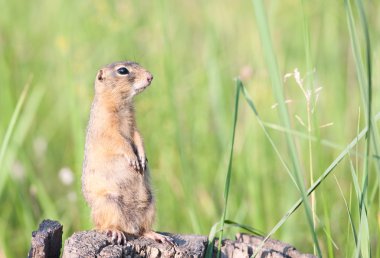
(0, 1), (379, 257)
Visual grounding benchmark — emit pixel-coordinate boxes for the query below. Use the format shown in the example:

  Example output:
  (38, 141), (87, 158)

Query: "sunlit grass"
(0, 0), (379, 257)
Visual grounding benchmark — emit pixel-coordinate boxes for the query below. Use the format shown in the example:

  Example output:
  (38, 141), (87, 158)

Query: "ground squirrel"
(82, 61), (171, 245)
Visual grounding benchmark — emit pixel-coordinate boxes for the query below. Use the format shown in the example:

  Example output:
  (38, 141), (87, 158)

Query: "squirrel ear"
(97, 69), (105, 81)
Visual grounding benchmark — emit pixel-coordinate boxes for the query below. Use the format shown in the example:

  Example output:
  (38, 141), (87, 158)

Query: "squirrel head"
(94, 61), (153, 100)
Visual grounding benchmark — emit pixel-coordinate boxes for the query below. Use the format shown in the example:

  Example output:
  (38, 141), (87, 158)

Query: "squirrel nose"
(147, 75), (153, 83)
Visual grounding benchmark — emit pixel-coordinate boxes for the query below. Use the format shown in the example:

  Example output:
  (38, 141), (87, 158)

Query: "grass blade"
(224, 219), (264, 236)
(251, 0), (321, 255)
(252, 115), (377, 256)
(334, 175), (358, 246)
(205, 222), (220, 258)
(345, 0), (380, 204)
(355, 1), (372, 257)
(240, 83), (297, 187)
(216, 79), (241, 257)
(0, 75), (32, 194)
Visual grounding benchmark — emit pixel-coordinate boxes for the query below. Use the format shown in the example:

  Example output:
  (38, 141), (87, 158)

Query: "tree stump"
(28, 220), (316, 258)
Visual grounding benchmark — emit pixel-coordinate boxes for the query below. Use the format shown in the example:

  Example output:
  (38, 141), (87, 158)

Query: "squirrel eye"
(117, 67), (129, 75)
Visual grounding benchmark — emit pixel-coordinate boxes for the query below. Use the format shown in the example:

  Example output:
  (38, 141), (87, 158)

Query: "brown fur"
(82, 61), (155, 237)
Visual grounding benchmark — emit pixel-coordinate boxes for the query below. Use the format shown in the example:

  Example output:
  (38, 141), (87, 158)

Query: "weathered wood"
(28, 220), (316, 258)
(62, 231), (207, 258)
(215, 233), (316, 258)
(62, 230), (316, 258)
(28, 219), (63, 258)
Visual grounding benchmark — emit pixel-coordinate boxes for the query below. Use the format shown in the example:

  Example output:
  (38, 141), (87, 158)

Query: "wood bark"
(28, 220), (316, 258)
(28, 219), (63, 258)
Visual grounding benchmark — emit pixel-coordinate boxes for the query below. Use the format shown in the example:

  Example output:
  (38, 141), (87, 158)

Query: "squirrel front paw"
(126, 155), (141, 172)
(139, 155), (148, 171)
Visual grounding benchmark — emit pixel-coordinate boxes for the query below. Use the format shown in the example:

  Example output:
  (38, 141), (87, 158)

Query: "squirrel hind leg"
(91, 194), (139, 236)
(143, 231), (175, 246)
(106, 229), (127, 245)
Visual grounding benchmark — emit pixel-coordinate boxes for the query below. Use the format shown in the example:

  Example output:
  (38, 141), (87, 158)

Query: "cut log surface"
(27, 220), (316, 258)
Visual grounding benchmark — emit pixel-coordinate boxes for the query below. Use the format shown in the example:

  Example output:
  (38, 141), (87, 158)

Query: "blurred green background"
(0, 0), (379, 257)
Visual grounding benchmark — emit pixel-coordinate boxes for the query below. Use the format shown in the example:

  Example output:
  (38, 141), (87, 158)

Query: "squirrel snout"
(147, 74), (153, 83)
